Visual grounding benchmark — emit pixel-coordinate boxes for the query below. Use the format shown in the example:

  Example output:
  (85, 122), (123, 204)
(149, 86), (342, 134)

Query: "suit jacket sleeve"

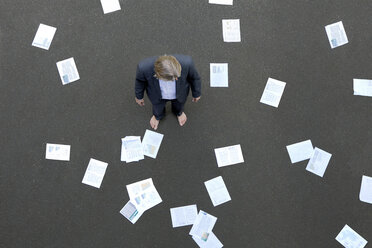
(187, 59), (202, 98)
(135, 64), (147, 100)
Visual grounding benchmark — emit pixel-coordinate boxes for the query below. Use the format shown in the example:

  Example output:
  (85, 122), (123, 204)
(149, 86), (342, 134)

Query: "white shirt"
(159, 79), (176, 100)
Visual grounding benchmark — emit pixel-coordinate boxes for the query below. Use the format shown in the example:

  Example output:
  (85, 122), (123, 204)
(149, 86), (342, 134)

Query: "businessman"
(135, 54), (201, 130)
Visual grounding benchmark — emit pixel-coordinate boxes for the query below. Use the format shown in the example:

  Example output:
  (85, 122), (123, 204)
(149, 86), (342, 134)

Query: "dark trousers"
(153, 99), (184, 120)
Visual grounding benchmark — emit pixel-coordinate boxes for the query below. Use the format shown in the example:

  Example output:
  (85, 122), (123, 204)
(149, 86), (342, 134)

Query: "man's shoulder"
(138, 56), (157, 69)
(173, 54), (193, 65)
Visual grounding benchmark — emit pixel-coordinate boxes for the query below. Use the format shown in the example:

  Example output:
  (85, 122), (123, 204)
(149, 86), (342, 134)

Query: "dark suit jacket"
(135, 54), (201, 105)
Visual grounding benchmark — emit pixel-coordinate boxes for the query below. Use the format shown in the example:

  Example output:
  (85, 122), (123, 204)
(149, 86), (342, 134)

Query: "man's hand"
(135, 97), (145, 106)
(192, 96), (201, 102)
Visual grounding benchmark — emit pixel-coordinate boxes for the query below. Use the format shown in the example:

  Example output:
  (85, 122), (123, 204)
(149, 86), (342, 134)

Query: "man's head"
(154, 55), (181, 81)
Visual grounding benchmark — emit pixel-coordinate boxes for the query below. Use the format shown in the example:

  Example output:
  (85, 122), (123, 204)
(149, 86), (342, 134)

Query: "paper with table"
(260, 78), (286, 108)
(336, 224), (367, 248)
(210, 63), (228, 87)
(306, 147), (332, 177)
(359, 175), (372, 204)
(192, 232), (223, 248)
(353, 79), (372, 97)
(56, 57), (80, 85)
(170, 204), (198, 228)
(222, 19), (241, 42)
(121, 136), (144, 162)
(325, 21), (348, 49)
(142, 130), (164, 159)
(100, 0), (121, 14)
(126, 178), (162, 212)
(189, 210), (217, 241)
(205, 176), (231, 206)
(119, 200), (143, 224)
(45, 143), (71, 161)
(214, 144), (244, 167)
(286, 140), (314, 164)
(209, 0), (233, 5)
(82, 158), (108, 188)
(32, 24), (57, 50)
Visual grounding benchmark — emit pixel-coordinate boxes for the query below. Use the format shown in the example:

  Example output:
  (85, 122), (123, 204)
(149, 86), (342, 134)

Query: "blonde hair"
(154, 55), (181, 81)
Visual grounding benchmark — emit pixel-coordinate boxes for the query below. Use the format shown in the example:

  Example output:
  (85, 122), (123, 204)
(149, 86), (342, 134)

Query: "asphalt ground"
(1, 0), (372, 247)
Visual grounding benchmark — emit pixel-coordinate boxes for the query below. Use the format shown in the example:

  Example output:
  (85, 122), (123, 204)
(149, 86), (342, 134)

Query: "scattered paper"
(192, 232), (223, 248)
(82, 158), (108, 188)
(286, 140), (314, 164)
(209, 0), (233, 5)
(210, 63), (228, 87)
(132, 187), (162, 211)
(214, 144), (244, 167)
(126, 178), (162, 211)
(306, 147), (332, 177)
(142, 130), (164, 159)
(32, 24), (57, 50)
(45, 143), (70, 161)
(126, 178), (153, 198)
(100, 0), (121, 14)
(120, 200), (143, 224)
(359, 175), (372, 204)
(336, 225), (367, 248)
(222, 19), (241, 42)
(121, 136), (144, 162)
(353, 79), (372, 97)
(189, 210), (217, 241)
(170, 204), (198, 228)
(325, 21), (348, 49)
(56, 57), (80, 85)
(260, 78), (286, 108)
(205, 176), (231, 207)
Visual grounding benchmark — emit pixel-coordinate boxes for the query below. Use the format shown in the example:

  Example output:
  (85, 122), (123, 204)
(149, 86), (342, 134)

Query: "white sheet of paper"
(126, 178), (162, 211)
(336, 225), (367, 248)
(325, 21), (348, 49)
(56, 57), (80, 85)
(121, 142), (127, 162)
(286, 140), (313, 164)
(170, 204), (198, 228)
(45, 143), (70, 161)
(214, 144), (244, 167)
(205, 176), (231, 207)
(189, 211), (217, 240)
(133, 187), (162, 211)
(260, 78), (286, 108)
(120, 200), (143, 224)
(142, 130), (164, 159)
(210, 63), (228, 87)
(209, 0), (233, 5)
(32, 24), (57, 50)
(100, 0), (121, 14)
(121, 136), (144, 162)
(192, 232), (223, 248)
(126, 178), (154, 199)
(306, 147), (332, 177)
(353, 79), (372, 97)
(82, 158), (108, 188)
(222, 19), (241, 42)
(359, 175), (372, 204)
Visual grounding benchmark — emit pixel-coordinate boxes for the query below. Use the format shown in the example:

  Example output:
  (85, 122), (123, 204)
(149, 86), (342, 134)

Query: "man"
(135, 54), (201, 130)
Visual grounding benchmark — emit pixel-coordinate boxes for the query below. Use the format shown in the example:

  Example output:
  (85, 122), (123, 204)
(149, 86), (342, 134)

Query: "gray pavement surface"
(1, 0), (372, 247)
